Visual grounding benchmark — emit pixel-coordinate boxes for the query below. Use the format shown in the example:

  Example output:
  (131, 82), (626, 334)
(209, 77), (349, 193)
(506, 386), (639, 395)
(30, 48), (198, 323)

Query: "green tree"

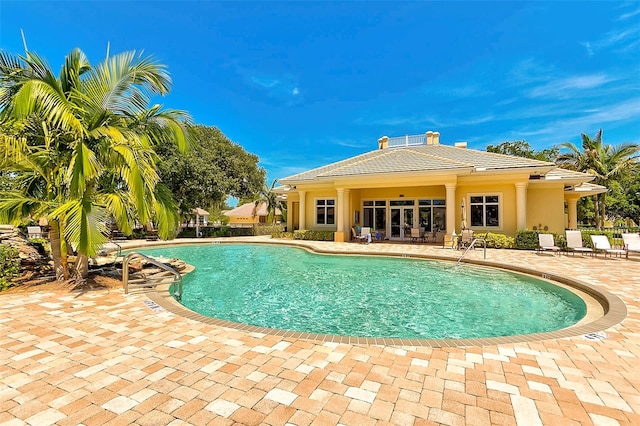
(486, 140), (559, 162)
(155, 125), (265, 217)
(252, 179), (287, 225)
(0, 48), (192, 278)
(557, 129), (639, 229)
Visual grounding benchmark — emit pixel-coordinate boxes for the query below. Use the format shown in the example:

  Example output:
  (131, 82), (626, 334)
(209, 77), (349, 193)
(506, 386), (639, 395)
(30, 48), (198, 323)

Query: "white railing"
(387, 134), (426, 148)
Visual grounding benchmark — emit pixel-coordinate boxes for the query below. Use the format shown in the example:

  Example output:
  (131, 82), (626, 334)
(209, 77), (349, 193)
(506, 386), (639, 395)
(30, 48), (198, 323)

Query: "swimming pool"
(138, 243), (587, 340)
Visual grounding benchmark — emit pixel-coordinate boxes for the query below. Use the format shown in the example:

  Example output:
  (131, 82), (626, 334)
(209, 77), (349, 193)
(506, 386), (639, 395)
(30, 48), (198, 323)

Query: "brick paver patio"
(1, 237), (639, 425)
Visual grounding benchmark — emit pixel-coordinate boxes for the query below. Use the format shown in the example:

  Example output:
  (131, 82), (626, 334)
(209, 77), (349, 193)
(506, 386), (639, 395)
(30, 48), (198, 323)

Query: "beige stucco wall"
(293, 178), (568, 236)
(527, 186), (565, 233)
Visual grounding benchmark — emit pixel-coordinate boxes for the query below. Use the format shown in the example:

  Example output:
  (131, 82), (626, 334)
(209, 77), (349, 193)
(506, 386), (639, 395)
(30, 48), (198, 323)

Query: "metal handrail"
(122, 252), (183, 300)
(456, 237), (487, 264)
(106, 240), (122, 256)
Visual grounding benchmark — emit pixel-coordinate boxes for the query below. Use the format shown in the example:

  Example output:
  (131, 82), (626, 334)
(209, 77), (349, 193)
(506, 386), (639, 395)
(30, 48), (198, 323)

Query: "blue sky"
(1, 1), (639, 185)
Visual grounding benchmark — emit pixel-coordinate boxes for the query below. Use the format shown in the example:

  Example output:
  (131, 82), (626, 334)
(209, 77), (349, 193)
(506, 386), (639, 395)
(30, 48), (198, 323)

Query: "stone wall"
(0, 226), (52, 281)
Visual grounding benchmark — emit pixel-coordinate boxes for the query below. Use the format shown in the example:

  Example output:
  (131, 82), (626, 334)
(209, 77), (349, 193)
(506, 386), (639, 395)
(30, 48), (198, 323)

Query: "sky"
(1, 1), (639, 187)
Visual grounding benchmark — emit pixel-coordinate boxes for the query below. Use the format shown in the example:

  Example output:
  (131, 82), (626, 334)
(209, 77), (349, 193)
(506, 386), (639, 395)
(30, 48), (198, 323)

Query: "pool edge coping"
(131, 239), (628, 348)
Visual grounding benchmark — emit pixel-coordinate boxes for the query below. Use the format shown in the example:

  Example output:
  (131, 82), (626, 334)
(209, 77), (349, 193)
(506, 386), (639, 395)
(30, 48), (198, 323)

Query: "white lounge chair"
(590, 235), (626, 258)
(622, 233), (640, 257)
(537, 233), (560, 255)
(26, 226), (44, 239)
(565, 230), (593, 256)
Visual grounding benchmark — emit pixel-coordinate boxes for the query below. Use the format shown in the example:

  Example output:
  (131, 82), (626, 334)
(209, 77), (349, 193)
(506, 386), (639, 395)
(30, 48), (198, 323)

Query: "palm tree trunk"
(48, 220), (69, 281)
(600, 194), (607, 230)
(593, 195), (601, 230)
(76, 254), (89, 278)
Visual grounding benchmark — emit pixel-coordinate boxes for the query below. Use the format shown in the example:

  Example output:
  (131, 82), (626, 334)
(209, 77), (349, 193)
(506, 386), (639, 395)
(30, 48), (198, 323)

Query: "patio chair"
(565, 230), (593, 256)
(537, 233), (560, 255)
(410, 227), (422, 243)
(26, 226), (44, 239)
(590, 235), (626, 258)
(360, 226), (372, 244)
(622, 233), (640, 258)
(145, 221), (159, 241)
(351, 227), (369, 244)
(459, 229), (475, 250)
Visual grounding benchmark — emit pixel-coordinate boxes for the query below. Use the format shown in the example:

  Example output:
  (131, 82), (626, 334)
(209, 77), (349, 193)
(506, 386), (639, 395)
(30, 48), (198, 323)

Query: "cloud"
(292, 87), (299, 95)
(582, 24), (640, 55)
(527, 74), (616, 99)
(618, 7), (640, 20)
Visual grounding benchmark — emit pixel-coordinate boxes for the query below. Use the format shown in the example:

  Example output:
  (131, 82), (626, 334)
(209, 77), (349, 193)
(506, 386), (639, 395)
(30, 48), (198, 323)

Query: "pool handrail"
(122, 251), (183, 301)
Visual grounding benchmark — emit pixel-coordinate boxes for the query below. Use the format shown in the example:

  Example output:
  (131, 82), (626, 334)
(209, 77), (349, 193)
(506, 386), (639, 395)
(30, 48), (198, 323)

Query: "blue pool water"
(139, 244), (586, 339)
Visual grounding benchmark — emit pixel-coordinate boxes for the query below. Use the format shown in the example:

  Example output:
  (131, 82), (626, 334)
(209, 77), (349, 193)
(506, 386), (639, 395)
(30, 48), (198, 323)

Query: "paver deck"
(1, 236), (639, 425)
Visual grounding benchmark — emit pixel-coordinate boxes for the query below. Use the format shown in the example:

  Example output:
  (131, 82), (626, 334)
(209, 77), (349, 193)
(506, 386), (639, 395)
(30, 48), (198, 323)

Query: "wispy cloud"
(527, 74), (616, 99)
(618, 7), (640, 21)
(582, 24), (640, 55)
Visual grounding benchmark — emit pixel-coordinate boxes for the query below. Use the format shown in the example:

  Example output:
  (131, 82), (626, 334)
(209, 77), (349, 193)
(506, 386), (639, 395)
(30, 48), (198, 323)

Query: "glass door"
(390, 200), (415, 239)
(390, 208), (401, 238)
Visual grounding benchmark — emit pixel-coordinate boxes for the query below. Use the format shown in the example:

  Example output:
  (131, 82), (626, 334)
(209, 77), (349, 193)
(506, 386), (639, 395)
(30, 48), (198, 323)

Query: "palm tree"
(0, 48), (192, 278)
(557, 129), (639, 229)
(253, 179), (287, 225)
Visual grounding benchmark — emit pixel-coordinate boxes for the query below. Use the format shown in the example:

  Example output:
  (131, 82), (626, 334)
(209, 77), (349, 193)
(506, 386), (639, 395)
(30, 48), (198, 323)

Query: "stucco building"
(275, 131), (605, 242)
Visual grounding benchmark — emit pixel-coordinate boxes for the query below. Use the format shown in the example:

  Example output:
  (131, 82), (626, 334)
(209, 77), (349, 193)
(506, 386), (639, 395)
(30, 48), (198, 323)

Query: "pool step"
(123, 252), (183, 300)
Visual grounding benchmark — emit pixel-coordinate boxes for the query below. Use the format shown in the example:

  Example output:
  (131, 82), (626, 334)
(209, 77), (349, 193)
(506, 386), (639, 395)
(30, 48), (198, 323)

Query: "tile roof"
(279, 144), (556, 182)
(224, 202), (282, 217)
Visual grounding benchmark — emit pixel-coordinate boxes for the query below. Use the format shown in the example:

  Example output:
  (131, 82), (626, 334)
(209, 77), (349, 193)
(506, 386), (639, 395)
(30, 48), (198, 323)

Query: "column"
(286, 199), (293, 231)
(566, 196), (578, 230)
(298, 190), (306, 230)
(336, 188), (345, 233)
(515, 182), (528, 230)
(343, 188), (351, 231)
(445, 183), (456, 235)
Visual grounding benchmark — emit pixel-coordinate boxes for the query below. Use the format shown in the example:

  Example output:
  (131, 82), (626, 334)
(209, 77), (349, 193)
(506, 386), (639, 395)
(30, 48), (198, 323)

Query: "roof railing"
(387, 134), (426, 148)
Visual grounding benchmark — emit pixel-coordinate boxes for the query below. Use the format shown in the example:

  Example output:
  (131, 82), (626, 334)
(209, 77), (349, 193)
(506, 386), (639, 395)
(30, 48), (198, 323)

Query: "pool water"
(139, 244), (586, 339)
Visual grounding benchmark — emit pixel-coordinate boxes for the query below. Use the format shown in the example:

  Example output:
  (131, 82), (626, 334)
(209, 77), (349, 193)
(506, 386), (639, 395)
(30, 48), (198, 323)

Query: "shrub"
(482, 232), (514, 249)
(293, 230), (335, 241)
(514, 230), (539, 250)
(271, 231), (294, 239)
(255, 224), (284, 236)
(0, 245), (20, 291)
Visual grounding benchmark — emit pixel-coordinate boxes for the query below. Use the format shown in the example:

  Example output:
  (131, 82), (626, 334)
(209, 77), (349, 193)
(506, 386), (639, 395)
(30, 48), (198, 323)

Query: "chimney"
(433, 132), (440, 145)
(454, 141), (467, 148)
(378, 136), (389, 150)
(425, 131), (434, 145)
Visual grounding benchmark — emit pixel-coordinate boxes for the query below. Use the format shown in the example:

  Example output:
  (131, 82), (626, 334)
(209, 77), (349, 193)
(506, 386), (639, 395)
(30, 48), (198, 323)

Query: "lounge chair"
(590, 235), (626, 258)
(26, 226), (45, 239)
(622, 233), (640, 258)
(537, 233), (560, 255)
(565, 230), (593, 256)
(145, 221), (159, 241)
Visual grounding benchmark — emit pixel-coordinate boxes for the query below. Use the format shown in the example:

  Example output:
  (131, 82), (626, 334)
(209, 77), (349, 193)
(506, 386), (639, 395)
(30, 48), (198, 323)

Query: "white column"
(515, 182), (528, 230)
(445, 183), (456, 235)
(286, 199), (293, 231)
(298, 190), (306, 230)
(336, 188), (345, 233)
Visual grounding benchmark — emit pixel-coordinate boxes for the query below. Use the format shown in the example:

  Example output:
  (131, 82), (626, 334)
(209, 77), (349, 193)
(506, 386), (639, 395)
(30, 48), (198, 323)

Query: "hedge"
(292, 230), (335, 241)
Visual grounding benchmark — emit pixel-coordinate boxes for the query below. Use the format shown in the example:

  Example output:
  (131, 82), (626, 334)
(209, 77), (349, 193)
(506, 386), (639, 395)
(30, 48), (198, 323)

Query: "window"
(316, 199), (335, 225)
(418, 199), (446, 231)
(470, 195), (500, 227)
(362, 200), (386, 231)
